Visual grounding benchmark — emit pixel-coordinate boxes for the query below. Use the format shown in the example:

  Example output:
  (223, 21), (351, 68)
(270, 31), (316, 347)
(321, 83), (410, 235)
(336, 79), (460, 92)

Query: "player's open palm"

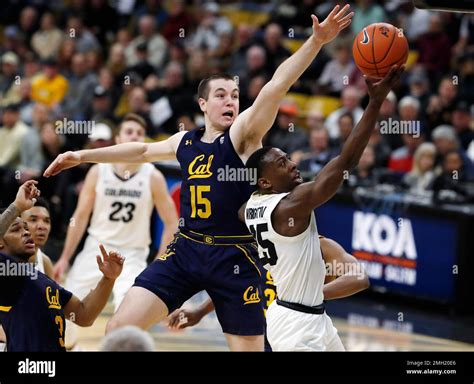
(43, 151), (81, 177)
(312, 4), (353, 45)
(96, 244), (124, 280)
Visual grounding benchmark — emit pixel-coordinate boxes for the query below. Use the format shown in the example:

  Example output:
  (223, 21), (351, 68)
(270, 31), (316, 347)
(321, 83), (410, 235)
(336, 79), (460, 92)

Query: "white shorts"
(65, 235), (148, 311)
(266, 301), (345, 351)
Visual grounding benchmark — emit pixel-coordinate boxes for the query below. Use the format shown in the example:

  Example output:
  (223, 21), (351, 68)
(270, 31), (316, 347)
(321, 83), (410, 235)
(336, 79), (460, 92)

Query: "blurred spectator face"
(237, 25), (254, 47)
(2, 109), (19, 127)
(399, 104), (419, 121)
(21, 206), (51, 248)
(24, 57), (40, 78)
(164, 63), (184, 89)
(1, 61), (17, 77)
(40, 122), (60, 148)
(117, 28), (132, 46)
(19, 79), (31, 99)
(99, 68), (113, 89)
(169, 43), (186, 63)
(341, 87), (361, 111)
(434, 137), (456, 155)
(359, 146), (375, 171)
(169, 0), (185, 16)
(246, 46), (266, 72)
(428, 15), (442, 34)
(109, 44), (125, 65)
(309, 128), (329, 152)
(264, 24), (283, 51)
(402, 133), (423, 152)
(40, 12), (55, 31)
(32, 103), (50, 127)
(139, 16), (156, 38)
(306, 110), (325, 130)
(20, 7), (37, 32)
(380, 98), (396, 118)
(72, 53), (87, 76)
(116, 121), (146, 144)
(60, 39), (76, 62)
(93, 94), (110, 112)
(128, 87), (147, 112)
(443, 152), (463, 173)
(410, 80), (428, 98)
(419, 152), (435, 173)
(277, 112), (293, 130)
(247, 76), (266, 101)
(198, 78), (239, 129)
(438, 79), (457, 103)
(338, 114), (354, 142)
(43, 63), (58, 79)
(452, 109), (471, 130)
(85, 51), (101, 71)
(187, 52), (207, 77)
(335, 46), (350, 65)
(67, 17), (83, 35)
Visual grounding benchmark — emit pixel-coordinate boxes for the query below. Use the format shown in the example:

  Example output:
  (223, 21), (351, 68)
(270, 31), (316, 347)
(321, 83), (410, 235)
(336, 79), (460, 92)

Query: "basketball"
(352, 23), (408, 79)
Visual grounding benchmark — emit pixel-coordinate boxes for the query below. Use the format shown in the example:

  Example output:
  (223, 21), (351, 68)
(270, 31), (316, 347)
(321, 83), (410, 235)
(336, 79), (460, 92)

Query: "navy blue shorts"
(134, 233), (265, 336)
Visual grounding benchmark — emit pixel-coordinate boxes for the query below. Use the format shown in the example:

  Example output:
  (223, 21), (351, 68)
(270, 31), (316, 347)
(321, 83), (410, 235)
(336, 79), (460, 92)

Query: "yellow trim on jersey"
(187, 229), (254, 239)
(235, 244), (261, 277)
(0, 306), (12, 312)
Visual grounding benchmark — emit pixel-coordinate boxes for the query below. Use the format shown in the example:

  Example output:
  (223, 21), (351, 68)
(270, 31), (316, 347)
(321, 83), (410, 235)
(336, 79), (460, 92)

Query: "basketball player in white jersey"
(53, 113), (178, 311)
(240, 67), (402, 351)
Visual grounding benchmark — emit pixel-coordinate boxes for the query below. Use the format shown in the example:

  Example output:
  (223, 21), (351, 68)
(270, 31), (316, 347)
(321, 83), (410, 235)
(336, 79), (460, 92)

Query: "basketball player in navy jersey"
(0, 181), (124, 351)
(44, 5), (354, 351)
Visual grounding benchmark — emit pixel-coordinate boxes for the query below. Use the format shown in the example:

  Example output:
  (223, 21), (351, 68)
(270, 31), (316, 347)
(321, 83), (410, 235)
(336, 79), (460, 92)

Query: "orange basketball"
(352, 23), (408, 79)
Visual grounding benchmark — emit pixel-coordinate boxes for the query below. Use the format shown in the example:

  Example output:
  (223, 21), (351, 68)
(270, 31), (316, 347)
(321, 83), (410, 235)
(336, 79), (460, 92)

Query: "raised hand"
(311, 4), (354, 45)
(96, 244), (124, 280)
(365, 65), (405, 105)
(14, 180), (40, 212)
(43, 151), (81, 177)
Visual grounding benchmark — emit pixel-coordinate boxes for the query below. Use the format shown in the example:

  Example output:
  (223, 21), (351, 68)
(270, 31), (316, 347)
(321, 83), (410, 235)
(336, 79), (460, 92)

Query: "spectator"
(0, 52), (19, 103)
(298, 127), (338, 178)
(388, 132), (425, 174)
(266, 101), (308, 156)
(417, 14), (452, 81)
(62, 53), (98, 120)
(188, 2), (232, 53)
(397, 1), (432, 44)
(369, 122), (392, 168)
(0, 104), (30, 169)
(352, 0), (387, 36)
(126, 15), (168, 70)
(426, 76), (458, 128)
(66, 16), (100, 54)
(318, 43), (355, 96)
(402, 142), (437, 193)
(31, 58), (69, 108)
(432, 124), (474, 177)
(83, 0), (118, 47)
(450, 101), (474, 151)
(125, 42), (155, 83)
(161, 0), (193, 43)
(345, 145), (380, 188)
(31, 12), (63, 60)
(100, 326), (155, 351)
(260, 23), (291, 73)
(325, 86), (364, 140)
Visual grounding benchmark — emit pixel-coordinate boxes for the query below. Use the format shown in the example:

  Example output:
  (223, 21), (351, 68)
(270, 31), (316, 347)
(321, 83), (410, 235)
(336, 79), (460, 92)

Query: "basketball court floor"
(73, 291), (474, 351)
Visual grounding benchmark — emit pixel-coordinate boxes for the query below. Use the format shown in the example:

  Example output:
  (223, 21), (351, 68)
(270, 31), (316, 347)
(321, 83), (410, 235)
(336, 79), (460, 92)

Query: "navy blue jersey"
(176, 127), (254, 236)
(0, 253), (72, 352)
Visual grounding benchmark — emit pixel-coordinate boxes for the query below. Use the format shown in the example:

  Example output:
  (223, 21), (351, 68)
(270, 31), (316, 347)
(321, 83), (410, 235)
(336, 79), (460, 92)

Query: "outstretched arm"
(43, 131), (186, 177)
(63, 245), (123, 327)
(281, 67), (404, 218)
(231, 4), (353, 157)
(321, 237), (369, 300)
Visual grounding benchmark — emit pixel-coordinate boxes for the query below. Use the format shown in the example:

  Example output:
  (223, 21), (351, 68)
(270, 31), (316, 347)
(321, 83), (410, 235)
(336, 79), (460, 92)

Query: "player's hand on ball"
(96, 244), (124, 280)
(168, 308), (203, 330)
(311, 4), (354, 45)
(43, 151), (81, 177)
(365, 65), (404, 104)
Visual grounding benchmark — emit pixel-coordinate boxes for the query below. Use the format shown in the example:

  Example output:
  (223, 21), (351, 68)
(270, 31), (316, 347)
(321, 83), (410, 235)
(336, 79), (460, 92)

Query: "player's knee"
(105, 317), (122, 334)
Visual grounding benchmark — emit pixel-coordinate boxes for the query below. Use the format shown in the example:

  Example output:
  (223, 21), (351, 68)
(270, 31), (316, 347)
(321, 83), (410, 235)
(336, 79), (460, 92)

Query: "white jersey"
(244, 192), (326, 307)
(87, 163), (154, 249)
(35, 248), (45, 274)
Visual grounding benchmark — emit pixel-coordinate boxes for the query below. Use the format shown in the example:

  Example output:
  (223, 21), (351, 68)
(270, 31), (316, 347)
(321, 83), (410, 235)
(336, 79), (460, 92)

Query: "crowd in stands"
(0, 0), (473, 240)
